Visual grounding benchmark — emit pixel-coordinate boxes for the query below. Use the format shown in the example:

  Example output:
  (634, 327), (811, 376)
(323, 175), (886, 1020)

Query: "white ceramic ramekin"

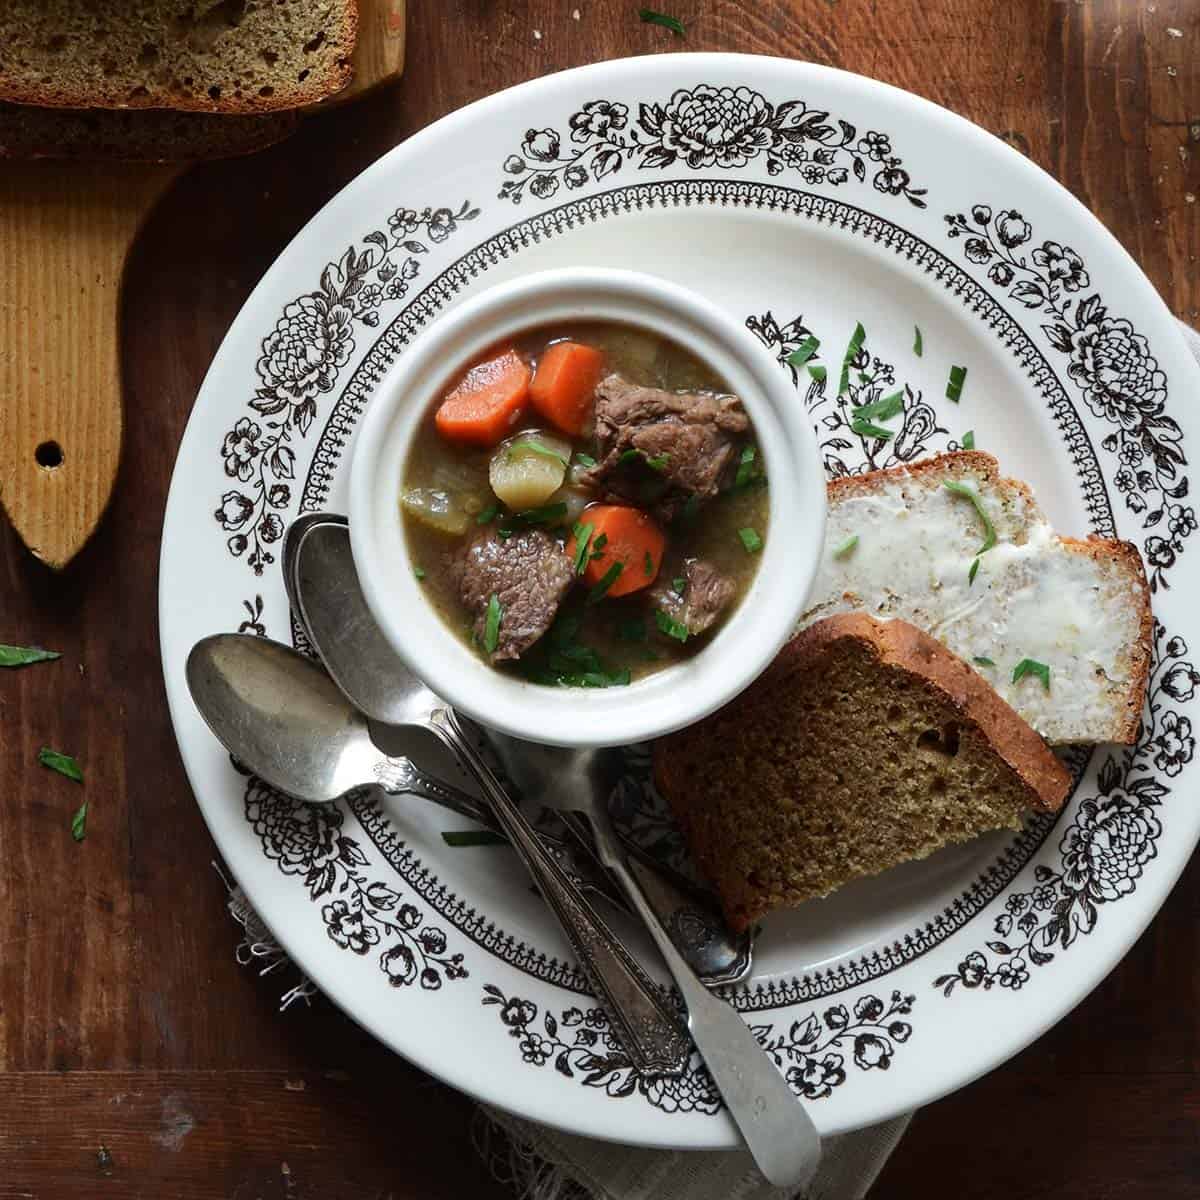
(349, 267), (826, 747)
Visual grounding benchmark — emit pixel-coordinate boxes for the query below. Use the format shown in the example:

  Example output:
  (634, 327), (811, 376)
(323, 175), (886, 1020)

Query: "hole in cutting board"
(35, 441), (63, 470)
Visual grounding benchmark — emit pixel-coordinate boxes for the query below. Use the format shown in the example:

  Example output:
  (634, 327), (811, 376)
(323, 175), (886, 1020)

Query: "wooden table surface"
(1, 2), (1196, 1196)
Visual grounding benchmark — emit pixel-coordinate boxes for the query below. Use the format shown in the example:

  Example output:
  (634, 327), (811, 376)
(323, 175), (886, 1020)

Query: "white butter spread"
(801, 469), (1145, 743)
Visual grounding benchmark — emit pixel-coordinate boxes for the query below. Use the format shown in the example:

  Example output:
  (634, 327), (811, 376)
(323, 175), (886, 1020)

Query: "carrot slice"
(435, 348), (532, 447)
(529, 341), (605, 436)
(566, 504), (666, 597)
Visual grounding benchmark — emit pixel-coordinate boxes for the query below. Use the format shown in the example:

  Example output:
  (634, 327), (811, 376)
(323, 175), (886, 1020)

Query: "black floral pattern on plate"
(498, 86), (927, 208)
(245, 778), (468, 991)
(215, 201), (479, 575)
(483, 984), (913, 1112)
(747, 310), (951, 477)
(945, 204), (1186, 591)
(935, 620), (1186, 996)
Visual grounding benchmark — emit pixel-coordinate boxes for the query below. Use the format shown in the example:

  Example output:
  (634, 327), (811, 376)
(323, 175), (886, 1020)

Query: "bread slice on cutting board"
(0, 102), (299, 161)
(0, 1), (358, 114)
(654, 614), (1072, 933)
(804, 451), (1151, 745)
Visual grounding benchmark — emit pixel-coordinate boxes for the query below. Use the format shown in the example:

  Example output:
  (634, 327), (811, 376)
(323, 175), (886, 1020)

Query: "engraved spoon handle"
(425, 709), (691, 1077)
(375, 756), (634, 903)
(584, 808), (823, 1191)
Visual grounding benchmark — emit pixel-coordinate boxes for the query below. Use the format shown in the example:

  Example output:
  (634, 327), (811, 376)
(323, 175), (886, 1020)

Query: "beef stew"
(401, 321), (769, 686)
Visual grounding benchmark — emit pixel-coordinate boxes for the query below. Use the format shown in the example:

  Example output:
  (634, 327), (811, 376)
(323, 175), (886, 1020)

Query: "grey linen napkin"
(223, 319), (1200, 1200)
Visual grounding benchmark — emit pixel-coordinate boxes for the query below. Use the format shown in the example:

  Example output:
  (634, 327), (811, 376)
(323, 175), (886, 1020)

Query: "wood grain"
(0, 1), (406, 573)
(0, 1), (1195, 1197)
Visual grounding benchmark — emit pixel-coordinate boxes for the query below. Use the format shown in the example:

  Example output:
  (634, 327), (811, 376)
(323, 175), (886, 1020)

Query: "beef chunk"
(582, 374), (748, 517)
(650, 559), (737, 638)
(449, 529), (574, 662)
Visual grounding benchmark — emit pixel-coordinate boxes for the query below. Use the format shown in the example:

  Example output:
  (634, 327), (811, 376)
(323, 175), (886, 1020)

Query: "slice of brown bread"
(654, 614), (1072, 933)
(0, 102), (299, 160)
(0, 2), (357, 114)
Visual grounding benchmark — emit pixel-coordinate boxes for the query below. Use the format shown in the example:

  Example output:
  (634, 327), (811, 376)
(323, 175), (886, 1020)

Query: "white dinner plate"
(160, 54), (1200, 1147)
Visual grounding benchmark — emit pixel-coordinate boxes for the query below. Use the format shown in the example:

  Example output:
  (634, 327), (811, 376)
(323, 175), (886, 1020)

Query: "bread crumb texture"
(654, 614), (1071, 932)
(0, 1), (357, 113)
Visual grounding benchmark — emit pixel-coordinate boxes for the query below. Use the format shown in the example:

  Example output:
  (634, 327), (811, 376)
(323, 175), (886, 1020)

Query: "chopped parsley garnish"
(572, 523), (595, 575)
(483, 594), (503, 655)
(508, 440), (568, 466)
(414, 566), (426, 581)
(638, 7), (685, 35)
(476, 503), (498, 525)
(655, 609), (690, 643)
(733, 444), (766, 492)
(786, 335), (820, 369)
(39, 747), (82, 783)
(946, 364), (968, 403)
(838, 321), (866, 396)
(588, 561), (624, 603)
(968, 556), (981, 585)
(442, 830), (507, 848)
(518, 501), (568, 525)
(0, 645), (60, 668)
(808, 364), (827, 384)
(913, 325), (923, 357)
(833, 534), (859, 558)
(943, 480), (997, 554)
(850, 417), (893, 441)
(852, 390), (904, 422)
(644, 453), (670, 472)
(962, 430), (975, 451)
(643, 550), (655, 577)
(1012, 658), (1051, 691)
(618, 619), (647, 642)
(574, 451), (597, 468)
(672, 576), (687, 594)
(738, 527), (763, 554)
(71, 800), (88, 843)
(524, 613), (634, 687)
(973, 656), (996, 667)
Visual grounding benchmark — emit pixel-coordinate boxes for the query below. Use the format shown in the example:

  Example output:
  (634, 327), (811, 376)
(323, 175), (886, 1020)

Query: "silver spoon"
(284, 512), (752, 987)
(282, 516), (819, 1187)
(444, 710), (823, 1191)
(186, 632), (690, 1078)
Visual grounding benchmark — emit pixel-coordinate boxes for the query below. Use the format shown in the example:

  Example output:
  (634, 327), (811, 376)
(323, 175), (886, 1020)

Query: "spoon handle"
(426, 709), (691, 1078)
(584, 809), (822, 1191)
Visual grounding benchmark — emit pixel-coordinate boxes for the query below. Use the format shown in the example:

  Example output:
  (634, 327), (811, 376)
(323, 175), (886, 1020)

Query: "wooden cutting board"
(0, 0), (405, 570)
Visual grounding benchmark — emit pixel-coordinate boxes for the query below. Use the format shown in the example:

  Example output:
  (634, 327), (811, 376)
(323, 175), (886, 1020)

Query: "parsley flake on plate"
(786, 335), (820, 369)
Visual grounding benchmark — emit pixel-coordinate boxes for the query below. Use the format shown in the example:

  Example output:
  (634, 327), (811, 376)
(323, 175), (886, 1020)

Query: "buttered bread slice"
(803, 452), (1150, 745)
